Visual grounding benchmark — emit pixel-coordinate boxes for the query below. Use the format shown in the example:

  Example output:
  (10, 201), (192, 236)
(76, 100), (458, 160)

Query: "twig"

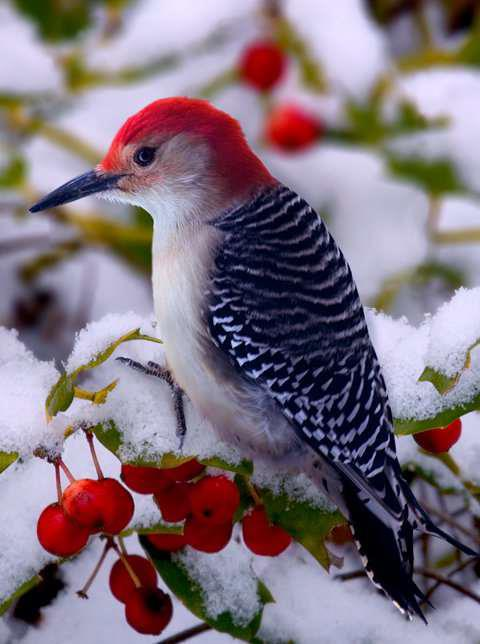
(157, 622), (212, 644)
(414, 567), (480, 605)
(77, 539), (112, 599)
(424, 557), (478, 603)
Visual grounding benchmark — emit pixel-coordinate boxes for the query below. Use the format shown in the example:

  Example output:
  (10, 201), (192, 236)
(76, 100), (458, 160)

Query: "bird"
(30, 97), (477, 621)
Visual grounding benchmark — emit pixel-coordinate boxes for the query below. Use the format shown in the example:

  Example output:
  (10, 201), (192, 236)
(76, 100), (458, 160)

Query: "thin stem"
(54, 461), (62, 504)
(424, 557), (477, 603)
(242, 476), (262, 506)
(156, 622), (212, 644)
(85, 430), (104, 479)
(414, 567), (480, 605)
(58, 458), (75, 484)
(77, 539), (112, 599)
(335, 569), (365, 582)
(112, 539), (141, 588)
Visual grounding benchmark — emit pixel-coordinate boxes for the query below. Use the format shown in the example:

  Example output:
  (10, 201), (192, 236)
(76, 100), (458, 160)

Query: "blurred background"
(2, 0), (480, 641)
(2, 0), (480, 366)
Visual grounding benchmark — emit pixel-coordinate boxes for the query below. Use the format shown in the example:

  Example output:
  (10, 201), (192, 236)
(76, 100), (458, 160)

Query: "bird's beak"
(29, 169), (125, 213)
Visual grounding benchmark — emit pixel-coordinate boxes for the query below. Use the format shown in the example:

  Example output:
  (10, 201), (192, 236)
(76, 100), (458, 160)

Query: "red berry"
(328, 524), (353, 545)
(242, 506), (292, 556)
(161, 459), (205, 482)
(121, 464), (168, 494)
(184, 516), (232, 553)
(37, 503), (90, 557)
(147, 533), (187, 552)
(189, 475), (240, 526)
(62, 479), (106, 531)
(413, 419), (462, 454)
(266, 104), (320, 152)
(154, 482), (191, 523)
(109, 555), (157, 604)
(125, 587), (173, 636)
(239, 40), (286, 91)
(97, 478), (135, 534)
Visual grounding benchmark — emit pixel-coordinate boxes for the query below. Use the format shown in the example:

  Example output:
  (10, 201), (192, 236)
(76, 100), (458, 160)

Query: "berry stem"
(77, 538), (113, 599)
(113, 539), (142, 588)
(156, 622), (212, 643)
(242, 475), (262, 506)
(58, 458), (75, 484)
(85, 430), (104, 479)
(54, 460), (62, 504)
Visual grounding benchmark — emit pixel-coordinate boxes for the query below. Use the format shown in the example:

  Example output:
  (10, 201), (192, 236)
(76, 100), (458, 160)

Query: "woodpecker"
(30, 97), (476, 620)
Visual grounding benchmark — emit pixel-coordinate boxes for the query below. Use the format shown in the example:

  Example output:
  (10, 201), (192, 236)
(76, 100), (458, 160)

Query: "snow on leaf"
(141, 536), (274, 642)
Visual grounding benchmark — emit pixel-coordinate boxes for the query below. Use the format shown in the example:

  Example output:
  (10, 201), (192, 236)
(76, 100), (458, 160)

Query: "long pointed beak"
(29, 170), (125, 213)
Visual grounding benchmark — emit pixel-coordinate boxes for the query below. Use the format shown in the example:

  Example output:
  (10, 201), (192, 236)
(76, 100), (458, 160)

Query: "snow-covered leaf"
(141, 536), (274, 642)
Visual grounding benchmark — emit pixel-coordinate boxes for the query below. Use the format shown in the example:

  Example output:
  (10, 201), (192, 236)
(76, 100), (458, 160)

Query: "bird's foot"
(116, 357), (187, 449)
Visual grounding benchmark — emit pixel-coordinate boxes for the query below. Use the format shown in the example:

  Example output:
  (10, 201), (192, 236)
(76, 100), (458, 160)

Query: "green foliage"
(260, 486), (345, 570)
(418, 336), (480, 394)
(12, 0), (98, 42)
(0, 451), (18, 474)
(0, 575), (41, 616)
(0, 155), (26, 189)
(141, 536), (274, 643)
(386, 155), (468, 196)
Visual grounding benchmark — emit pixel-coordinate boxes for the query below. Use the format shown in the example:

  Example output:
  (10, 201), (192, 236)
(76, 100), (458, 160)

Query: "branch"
(156, 623), (212, 644)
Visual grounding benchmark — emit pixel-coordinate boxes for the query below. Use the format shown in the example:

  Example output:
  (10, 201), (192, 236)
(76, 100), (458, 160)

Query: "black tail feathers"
(343, 480), (429, 623)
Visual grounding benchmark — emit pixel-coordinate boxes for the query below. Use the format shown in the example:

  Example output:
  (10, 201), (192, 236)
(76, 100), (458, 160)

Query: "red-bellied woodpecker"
(30, 97), (477, 620)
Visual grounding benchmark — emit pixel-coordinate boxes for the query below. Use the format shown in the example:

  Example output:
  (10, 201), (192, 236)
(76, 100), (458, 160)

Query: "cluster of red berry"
(238, 40), (322, 152)
(122, 461), (292, 557)
(35, 430), (293, 636)
(413, 418), (462, 454)
(36, 431), (173, 635)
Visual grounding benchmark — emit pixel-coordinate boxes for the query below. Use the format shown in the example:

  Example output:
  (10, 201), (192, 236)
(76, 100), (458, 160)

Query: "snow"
(0, 329), (60, 457)
(425, 287), (480, 377)
(65, 311), (155, 373)
(367, 290), (480, 422)
(175, 539), (261, 626)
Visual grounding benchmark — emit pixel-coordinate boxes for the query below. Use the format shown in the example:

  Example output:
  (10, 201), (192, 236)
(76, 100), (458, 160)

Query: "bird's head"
(30, 98), (274, 231)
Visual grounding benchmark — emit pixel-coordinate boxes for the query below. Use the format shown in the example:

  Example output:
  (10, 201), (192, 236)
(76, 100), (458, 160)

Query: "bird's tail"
(342, 475), (429, 622)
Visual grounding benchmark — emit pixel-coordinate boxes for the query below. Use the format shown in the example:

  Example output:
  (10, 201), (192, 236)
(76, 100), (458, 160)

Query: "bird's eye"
(133, 146), (156, 167)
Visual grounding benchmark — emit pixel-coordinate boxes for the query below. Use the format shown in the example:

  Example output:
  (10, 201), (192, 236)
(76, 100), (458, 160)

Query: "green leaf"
(92, 421), (122, 455)
(200, 456), (253, 476)
(393, 389), (480, 435)
(386, 155), (468, 196)
(141, 537), (273, 642)
(260, 486), (345, 570)
(0, 451), (18, 474)
(12, 0), (95, 42)
(121, 521), (184, 538)
(0, 575), (41, 616)
(46, 373), (75, 419)
(418, 337), (480, 394)
(0, 155), (26, 188)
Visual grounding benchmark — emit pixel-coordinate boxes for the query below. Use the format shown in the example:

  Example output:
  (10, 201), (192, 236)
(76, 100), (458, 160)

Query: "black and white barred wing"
(206, 185), (394, 479)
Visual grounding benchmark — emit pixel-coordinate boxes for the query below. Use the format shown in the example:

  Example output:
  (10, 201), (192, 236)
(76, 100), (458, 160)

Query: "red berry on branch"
(154, 481), (191, 523)
(147, 533), (187, 552)
(266, 104), (320, 152)
(189, 475), (240, 526)
(242, 506), (292, 556)
(161, 459), (205, 482)
(62, 479), (106, 531)
(413, 419), (462, 454)
(328, 524), (353, 545)
(109, 555), (157, 604)
(184, 516), (232, 553)
(125, 587), (173, 636)
(121, 464), (168, 494)
(97, 478), (135, 534)
(37, 503), (90, 557)
(239, 41), (286, 91)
